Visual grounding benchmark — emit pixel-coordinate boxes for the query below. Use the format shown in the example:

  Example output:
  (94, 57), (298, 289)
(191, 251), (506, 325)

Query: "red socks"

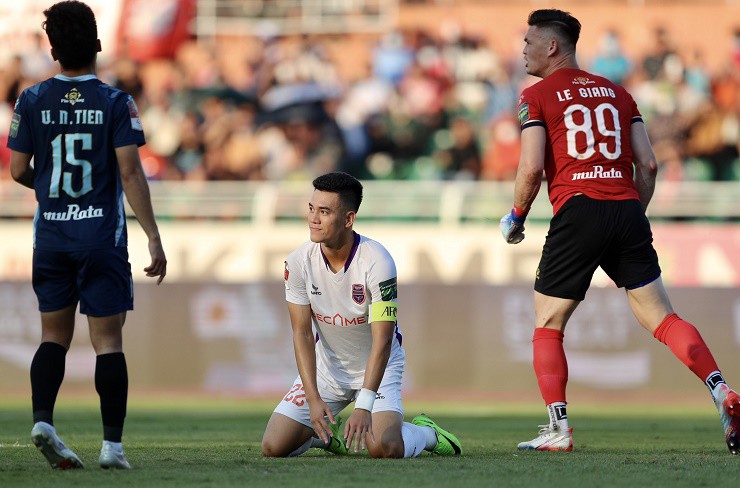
(532, 315), (719, 406)
(653, 314), (720, 382)
(533, 328), (568, 404)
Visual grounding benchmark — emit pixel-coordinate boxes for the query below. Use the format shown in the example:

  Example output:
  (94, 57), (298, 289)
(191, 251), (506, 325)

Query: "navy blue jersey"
(7, 74), (145, 251)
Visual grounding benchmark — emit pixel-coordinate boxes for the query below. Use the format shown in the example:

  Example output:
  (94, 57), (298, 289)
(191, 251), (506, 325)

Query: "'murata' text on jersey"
(43, 204), (104, 221)
(572, 165), (623, 181)
(41, 109), (104, 125)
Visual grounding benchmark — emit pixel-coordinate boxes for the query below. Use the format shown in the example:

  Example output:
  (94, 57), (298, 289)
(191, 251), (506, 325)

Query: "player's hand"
(308, 398), (336, 445)
(499, 211), (526, 244)
(344, 408), (375, 453)
(145, 236), (167, 285)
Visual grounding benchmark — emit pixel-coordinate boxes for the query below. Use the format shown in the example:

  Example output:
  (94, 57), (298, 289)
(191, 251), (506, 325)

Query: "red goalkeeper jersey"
(517, 68), (643, 215)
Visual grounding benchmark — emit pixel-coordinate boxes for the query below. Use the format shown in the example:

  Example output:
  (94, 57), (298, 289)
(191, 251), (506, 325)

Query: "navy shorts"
(534, 195), (662, 301)
(32, 247), (133, 317)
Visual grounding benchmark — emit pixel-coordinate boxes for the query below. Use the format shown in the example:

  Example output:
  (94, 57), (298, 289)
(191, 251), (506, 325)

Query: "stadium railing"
(195, 0), (398, 36)
(1, 180), (738, 223)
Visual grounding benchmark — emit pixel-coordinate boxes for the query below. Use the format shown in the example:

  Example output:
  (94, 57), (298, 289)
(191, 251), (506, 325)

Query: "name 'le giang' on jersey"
(284, 233), (405, 389)
(517, 68), (642, 214)
(7, 74), (145, 251)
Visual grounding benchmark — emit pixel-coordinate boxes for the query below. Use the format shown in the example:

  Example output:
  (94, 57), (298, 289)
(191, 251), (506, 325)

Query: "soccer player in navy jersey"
(499, 9), (739, 454)
(8, 1), (166, 469)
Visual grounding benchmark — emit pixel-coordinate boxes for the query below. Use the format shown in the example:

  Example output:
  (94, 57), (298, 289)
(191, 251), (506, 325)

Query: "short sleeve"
(517, 88), (545, 130)
(366, 250), (398, 305)
(7, 92), (34, 154)
(112, 94), (146, 148)
(284, 252), (310, 306)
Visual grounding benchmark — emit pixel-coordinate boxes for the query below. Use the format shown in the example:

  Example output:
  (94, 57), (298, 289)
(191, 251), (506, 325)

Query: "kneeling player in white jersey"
(261, 172), (462, 458)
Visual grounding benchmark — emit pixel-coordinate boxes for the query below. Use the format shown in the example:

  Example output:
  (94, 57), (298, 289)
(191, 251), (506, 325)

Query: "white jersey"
(284, 233), (405, 389)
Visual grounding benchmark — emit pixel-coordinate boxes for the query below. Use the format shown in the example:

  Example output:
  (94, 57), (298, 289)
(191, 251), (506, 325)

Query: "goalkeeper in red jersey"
(499, 8), (739, 454)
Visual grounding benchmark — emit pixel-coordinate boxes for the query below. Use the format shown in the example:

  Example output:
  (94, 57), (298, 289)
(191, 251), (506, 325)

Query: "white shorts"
(273, 362), (404, 429)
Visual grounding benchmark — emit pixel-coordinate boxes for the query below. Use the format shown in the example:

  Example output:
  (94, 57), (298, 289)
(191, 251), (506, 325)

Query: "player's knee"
(368, 439), (404, 459)
(261, 438), (288, 458)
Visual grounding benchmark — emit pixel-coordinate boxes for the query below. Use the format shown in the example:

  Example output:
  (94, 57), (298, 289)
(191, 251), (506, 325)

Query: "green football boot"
(323, 416), (348, 455)
(412, 413), (462, 456)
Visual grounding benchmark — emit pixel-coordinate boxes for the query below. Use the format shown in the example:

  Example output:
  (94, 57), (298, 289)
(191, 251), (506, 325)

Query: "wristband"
(355, 388), (376, 412)
(511, 206), (527, 224)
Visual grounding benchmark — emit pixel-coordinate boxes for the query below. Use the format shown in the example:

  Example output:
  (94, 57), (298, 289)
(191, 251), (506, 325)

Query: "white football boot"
(517, 425), (573, 452)
(31, 422), (84, 469)
(99, 441), (132, 469)
(713, 384), (740, 455)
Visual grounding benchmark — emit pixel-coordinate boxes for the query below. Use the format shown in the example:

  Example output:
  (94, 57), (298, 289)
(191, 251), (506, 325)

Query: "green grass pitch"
(0, 397), (736, 487)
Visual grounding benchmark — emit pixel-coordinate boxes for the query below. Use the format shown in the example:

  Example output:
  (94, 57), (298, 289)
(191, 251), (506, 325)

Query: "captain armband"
(370, 301), (397, 323)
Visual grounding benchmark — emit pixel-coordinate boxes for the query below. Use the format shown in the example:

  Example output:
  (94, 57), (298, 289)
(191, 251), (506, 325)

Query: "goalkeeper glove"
(500, 208), (526, 244)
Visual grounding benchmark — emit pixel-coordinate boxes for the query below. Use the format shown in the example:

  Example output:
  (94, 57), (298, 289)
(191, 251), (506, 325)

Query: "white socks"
(34, 421), (55, 433)
(290, 424), (438, 458)
(705, 370), (727, 401)
(401, 422), (436, 458)
(547, 402), (569, 432)
(102, 440), (123, 453)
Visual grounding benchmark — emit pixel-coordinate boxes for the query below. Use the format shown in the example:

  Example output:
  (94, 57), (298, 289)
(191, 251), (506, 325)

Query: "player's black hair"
(528, 9), (581, 51)
(312, 172), (363, 213)
(43, 1), (98, 70)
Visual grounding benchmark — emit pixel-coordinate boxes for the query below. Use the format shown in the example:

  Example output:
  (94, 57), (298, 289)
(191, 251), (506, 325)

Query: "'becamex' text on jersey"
(8, 74), (145, 251)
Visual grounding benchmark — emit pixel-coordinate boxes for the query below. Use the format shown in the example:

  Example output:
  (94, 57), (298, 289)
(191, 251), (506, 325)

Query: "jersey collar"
(54, 74), (98, 82)
(320, 231), (361, 273)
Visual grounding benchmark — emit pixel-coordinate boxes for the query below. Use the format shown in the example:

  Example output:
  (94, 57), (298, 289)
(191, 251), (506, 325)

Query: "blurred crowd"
(0, 24), (739, 182)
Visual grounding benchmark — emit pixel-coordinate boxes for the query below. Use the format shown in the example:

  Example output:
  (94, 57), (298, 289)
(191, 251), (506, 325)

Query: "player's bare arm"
(287, 301), (336, 444)
(9, 151), (34, 189)
(500, 126), (546, 244)
(513, 126), (547, 213)
(343, 320), (394, 452)
(630, 122), (658, 211)
(116, 144), (167, 284)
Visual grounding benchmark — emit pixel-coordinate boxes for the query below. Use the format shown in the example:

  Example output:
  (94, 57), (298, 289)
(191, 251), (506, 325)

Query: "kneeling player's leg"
(262, 412), (318, 457)
(264, 378), (349, 457)
(368, 364), (459, 457)
(365, 411), (404, 458)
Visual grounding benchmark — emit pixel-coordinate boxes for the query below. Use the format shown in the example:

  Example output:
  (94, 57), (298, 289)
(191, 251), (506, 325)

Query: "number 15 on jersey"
(49, 133), (93, 199)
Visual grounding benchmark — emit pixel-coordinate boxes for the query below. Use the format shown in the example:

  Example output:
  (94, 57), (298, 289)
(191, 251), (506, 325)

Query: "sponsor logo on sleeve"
(352, 284), (366, 304)
(284, 261), (289, 281)
(517, 103), (530, 125)
(9, 113), (20, 138)
(127, 97), (143, 131)
(379, 277), (397, 301)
